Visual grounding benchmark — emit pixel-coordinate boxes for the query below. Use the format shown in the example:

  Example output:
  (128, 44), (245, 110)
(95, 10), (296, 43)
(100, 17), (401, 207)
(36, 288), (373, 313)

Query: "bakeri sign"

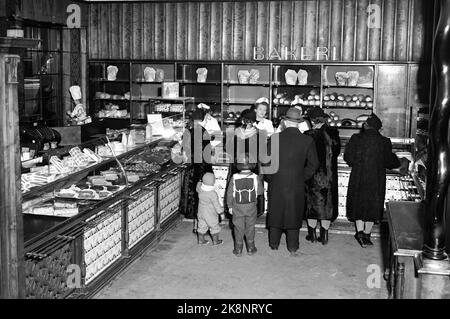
(253, 46), (338, 61)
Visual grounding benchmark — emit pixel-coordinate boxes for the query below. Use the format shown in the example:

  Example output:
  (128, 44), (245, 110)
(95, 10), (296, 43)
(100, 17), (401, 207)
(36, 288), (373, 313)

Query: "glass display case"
(22, 135), (185, 298)
(21, 25), (63, 126)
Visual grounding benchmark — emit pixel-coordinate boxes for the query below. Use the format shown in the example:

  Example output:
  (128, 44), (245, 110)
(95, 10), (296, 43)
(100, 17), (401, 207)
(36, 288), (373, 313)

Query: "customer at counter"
(344, 114), (400, 248)
(180, 109), (214, 233)
(303, 107), (341, 245)
(263, 107), (319, 255)
(231, 109), (265, 217)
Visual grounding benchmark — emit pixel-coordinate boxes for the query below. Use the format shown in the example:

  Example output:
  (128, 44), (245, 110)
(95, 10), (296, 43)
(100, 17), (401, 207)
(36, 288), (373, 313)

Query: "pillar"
(0, 37), (38, 298)
(423, 0), (450, 260)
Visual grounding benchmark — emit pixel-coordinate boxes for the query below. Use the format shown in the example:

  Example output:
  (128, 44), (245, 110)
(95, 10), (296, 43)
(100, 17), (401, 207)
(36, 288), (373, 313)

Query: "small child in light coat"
(196, 172), (224, 245)
(227, 154), (263, 256)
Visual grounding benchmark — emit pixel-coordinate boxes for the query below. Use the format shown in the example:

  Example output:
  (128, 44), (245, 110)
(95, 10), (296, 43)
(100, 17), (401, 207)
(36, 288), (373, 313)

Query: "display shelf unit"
(271, 63), (322, 120)
(147, 97), (195, 130)
(88, 60), (131, 130)
(88, 60), (421, 140)
(131, 62), (176, 123)
(222, 63), (271, 122)
(176, 62), (222, 120)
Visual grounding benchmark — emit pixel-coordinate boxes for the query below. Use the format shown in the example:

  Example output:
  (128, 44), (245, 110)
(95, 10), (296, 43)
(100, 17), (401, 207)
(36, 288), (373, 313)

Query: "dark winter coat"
(180, 124), (213, 219)
(344, 128), (400, 222)
(304, 124), (341, 220)
(263, 127), (319, 229)
(228, 126), (266, 215)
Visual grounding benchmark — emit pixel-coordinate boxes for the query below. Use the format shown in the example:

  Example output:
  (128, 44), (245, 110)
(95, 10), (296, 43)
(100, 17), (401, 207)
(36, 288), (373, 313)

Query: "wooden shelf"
(132, 81), (163, 84)
(273, 103), (295, 107)
(225, 82), (270, 87)
(180, 81), (221, 85)
(91, 78), (130, 83)
(148, 97), (194, 102)
(223, 100), (256, 105)
(333, 126), (362, 130)
(323, 85), (374, 89)
(324, 106), (373, 110)
(94, 98), (128, 102)
(272, 83), (321, 88)
(97, 117), (130, 120)
(131, 98), (153, 102)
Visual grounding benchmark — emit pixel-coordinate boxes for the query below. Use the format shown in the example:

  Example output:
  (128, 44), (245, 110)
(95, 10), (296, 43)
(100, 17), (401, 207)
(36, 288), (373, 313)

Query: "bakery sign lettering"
(253, 46), (338, 61)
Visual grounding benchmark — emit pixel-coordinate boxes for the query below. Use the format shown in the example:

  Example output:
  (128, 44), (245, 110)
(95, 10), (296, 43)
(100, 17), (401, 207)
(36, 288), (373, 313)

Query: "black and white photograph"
(0, 0), (449, 304)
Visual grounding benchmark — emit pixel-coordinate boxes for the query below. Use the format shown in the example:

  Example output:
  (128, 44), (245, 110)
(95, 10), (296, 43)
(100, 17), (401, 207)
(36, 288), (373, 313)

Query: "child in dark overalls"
(227, 154), (263, 256)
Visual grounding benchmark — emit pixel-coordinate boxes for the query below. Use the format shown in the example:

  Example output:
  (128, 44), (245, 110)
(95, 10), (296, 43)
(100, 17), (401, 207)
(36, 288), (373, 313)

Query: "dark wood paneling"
(368, 0), (382, 61)
(210, 2), (222, 60)
(88, 0), (434, 62)
(317, 0), (331, 48)
(304, 0), (317, 48)
(256, 2), (269, 50)
(131, 3), (143, 60)
(233, 1), (245, 60)
(21, 0), (89, 27)
(245, 1), (257, 60)
(330, 0), (343, 60)
(342, 0), (356, 60)
(382, 0), (396, 60)
(268, 2), (281, 56)
(356, 0), (369, 60)
(222, 2), (233, 60)
(395, 0), (409, 61)
(110, 3), (121, 59)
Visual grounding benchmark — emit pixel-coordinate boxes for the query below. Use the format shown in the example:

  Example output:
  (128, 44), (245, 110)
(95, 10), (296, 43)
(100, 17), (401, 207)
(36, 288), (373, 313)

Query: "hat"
(191, 109), (205, 121)
(240, 109), (256, 123)
(202, 172), (215, 186)
(283, 107), (303, 123)
(366, 113), (382, 130)
(307, 107), (326, 120)
(255, 97), (269, 105)
(197, 103), (210, 110)
(236, 153), (257, 171)
(69, 85), (82, 101)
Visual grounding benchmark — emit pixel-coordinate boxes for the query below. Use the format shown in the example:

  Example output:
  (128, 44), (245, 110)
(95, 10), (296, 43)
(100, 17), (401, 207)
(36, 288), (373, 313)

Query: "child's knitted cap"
(202, 172), (215, 186)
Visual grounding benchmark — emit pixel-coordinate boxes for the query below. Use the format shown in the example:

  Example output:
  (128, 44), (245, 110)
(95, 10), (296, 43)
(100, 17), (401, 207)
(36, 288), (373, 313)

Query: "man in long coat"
(263, 107), (319, 255)
(344, 114), (400, 247)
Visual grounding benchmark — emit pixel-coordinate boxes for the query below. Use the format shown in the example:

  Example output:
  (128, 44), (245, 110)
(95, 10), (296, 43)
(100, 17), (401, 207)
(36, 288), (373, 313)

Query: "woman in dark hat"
(304, 107), (341, 245)
(180, 109), (214, 232)
(344, 113), (400, 247)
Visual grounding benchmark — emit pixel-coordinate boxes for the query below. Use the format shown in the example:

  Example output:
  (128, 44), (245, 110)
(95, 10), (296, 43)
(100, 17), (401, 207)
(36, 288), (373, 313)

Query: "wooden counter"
(386, 201), (424, 298)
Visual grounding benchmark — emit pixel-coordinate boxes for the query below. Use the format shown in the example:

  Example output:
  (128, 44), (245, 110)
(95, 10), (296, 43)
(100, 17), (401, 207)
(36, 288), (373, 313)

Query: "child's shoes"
(197, 233), (209, 245)
(246, 242), (257, 256)
(211, 233), (223, 245)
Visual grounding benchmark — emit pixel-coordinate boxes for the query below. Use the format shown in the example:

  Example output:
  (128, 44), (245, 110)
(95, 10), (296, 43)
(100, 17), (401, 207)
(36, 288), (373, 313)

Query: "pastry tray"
(55, 185), (126, 201)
